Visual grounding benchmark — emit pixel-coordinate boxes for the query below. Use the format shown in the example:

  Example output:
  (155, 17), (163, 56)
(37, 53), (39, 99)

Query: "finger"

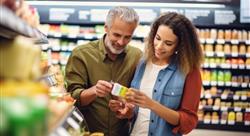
(96, 82), (112, 94)
(125, 103), (135, 109)
(98, 80), (113, 89)
(95, 89), (107, 97)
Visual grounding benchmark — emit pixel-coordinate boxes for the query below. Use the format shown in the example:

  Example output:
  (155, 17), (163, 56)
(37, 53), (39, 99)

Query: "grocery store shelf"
(0, 6), (48, 44)
(197, 122), (250, 132)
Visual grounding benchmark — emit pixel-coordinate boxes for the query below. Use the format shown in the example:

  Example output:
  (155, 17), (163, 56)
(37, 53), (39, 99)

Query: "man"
(65, 6), (142, 136)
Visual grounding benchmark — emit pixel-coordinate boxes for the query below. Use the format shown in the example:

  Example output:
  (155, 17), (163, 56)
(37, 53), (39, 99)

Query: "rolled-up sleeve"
(172, 68), (202, 134)
(65, 49), (88, 107)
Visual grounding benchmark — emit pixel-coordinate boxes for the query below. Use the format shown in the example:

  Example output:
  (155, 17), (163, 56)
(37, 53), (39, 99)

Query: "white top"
(130, 62), (167, 136)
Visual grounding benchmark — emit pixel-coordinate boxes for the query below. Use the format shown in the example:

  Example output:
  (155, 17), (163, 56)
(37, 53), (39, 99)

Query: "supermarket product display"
(0, 5), (48, 44)
(197, 28), (250, 131)
(0, 3), (93, 136)
(29, 0), (250, 133)
(0, 36), (49, 136)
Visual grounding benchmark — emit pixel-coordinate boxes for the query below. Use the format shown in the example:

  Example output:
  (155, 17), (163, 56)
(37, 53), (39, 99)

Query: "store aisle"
(186, 129), (249, 136)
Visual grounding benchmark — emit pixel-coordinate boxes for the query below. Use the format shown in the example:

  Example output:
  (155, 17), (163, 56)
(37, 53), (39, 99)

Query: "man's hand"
(94, 80), (113, 97)
(109, 99), (135, 119)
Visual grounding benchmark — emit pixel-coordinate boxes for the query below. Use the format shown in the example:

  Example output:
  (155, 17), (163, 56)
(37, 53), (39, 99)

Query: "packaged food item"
(210, 29), (217, 39)
(223, 44), (231, 54)
(225, 30), (231, 40)
(111, 83), (129, 98)
(242, 30), (248, 40)
(231, 29), (238, 39)
(239, 44), (247, 54)
(217, 29), (224, 39)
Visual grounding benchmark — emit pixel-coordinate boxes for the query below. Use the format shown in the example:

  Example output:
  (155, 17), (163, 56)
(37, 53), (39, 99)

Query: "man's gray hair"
(106, 6), (139, 28)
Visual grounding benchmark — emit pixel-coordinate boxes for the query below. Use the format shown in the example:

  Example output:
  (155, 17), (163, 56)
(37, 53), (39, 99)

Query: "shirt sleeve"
(172, 68), (202, 134)
(65, 49), (88, 107)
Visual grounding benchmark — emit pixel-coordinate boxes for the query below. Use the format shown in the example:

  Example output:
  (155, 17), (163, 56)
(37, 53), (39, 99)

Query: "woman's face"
(153, 25), (178, 63)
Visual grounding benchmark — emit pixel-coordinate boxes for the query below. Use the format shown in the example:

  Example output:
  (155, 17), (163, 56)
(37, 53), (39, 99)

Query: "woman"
(126, 12), (204, 136)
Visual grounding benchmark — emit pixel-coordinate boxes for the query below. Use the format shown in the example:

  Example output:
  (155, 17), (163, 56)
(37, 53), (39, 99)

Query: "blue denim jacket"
(130, 59), (186, 136)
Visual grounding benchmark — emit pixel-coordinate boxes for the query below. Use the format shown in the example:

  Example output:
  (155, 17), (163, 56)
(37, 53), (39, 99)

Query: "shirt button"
(171, 92), (174, 95)
(158, 78), (161, 82)
(150, 132), (153, 135)
(154, 89), (157, 93)
(151, 119), (154, 123)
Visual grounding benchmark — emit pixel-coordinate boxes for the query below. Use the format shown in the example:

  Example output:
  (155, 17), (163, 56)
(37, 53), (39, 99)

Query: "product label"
(111, 83), (128, 98)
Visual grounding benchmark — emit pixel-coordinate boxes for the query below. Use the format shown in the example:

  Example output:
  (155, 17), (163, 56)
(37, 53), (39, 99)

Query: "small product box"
(111, 83), (128, 98)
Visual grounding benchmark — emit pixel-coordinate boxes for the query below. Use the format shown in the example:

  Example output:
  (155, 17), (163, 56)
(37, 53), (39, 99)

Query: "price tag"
(73, 111), (83, 122)
(232, 82), (238, 87)
(213, 106), (219, 110)
(238, 64), (245, 69)
(206, 52), (214, 57)
(211, 120), (219, 124)
(217, 39), (225, 44)
(231, 40), (239, 44)
(228, 120), (235, 125)
(60, 60), (67, 65)
(57, 127), (70, 136)
(231, 53), (238, 57)
(203, 81), (210, 86)
(68, 45), (76, 51)
(234, 107), (241, 112)
(245, 108), (250, 112)
(203, 119), (211, 124)
(61, 46), (68, 51)
(68, 34), (77, 38)
(233, 95), (240, 100)
(220, 64), (230, 69)
(231, 64), (238, 69)
(246, 40), (250, 45)
(241, 83), (248, 88)
(221, 95), (228, 100)
(41, 44), (49, 50)
(203, 63), (209, 68)
(206, 39), (215, 44)
(205, 94), (211, 99)
(246, 53), (250, 58)
(245, 121), (250, 126)
(67, 117), (80, 130)
(209, 63), (217, 68)
(200, 38), (205, 43)
(217, 81), (224, 86)
(52, 45), (61, 51)
(84, 34), (95, 39)
(225, 82), (231, 86)
(221, 106), (228, 111)
(241, 95), (247, 100)
(211, 81), (217, 86)
(52, 60), (59, 65)
(220, 120), (227, 124)
(216, 52), (225, 57)
(54, 33), (62, 38)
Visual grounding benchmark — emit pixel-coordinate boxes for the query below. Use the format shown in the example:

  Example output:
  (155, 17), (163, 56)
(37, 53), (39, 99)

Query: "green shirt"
(65, 35), (142, 136)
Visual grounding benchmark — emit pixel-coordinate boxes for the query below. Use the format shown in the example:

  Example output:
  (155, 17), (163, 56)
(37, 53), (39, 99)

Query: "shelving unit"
(0, 5), (48, 44)
(29, 0), (250, 133)
(49, 106), (89, 136)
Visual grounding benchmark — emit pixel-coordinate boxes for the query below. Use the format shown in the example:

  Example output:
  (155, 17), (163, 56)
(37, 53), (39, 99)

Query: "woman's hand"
(109, 98), (135, 119)
(125, 88), (155, 109)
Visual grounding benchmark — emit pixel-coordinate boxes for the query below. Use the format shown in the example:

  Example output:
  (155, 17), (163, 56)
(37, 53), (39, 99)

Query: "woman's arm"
(126, 68), (202, 132)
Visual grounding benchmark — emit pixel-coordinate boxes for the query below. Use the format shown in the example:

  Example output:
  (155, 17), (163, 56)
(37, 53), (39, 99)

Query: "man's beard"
(106, 40), (125, 54)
